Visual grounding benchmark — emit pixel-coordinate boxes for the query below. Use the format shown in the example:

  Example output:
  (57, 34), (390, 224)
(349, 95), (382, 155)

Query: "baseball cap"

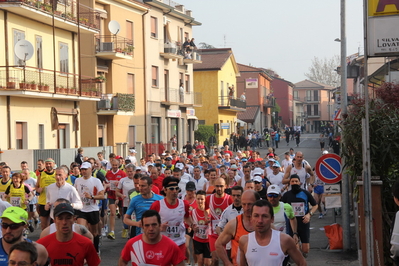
(1, 207), (28, 224)
(54, 203), (75, 217)
(253, 176), (262, 183)
(268, 153), (275, 157)
(129, 149), (136, 153)
(161, 153), (167, 156)
(241, 158), (248, 162)
(272, 163), (280, 168)
(80, 162), (92, 169)
(136, 166), (142, 171)
(186, 181), (196, 191)
(230, 165), (238, 170)
(267, 184), (281, 195)
(252, 168), (263, 176)
(165, 157), (172, 161)
(175, 163), (184, 170)
(115, 155), (122, 159)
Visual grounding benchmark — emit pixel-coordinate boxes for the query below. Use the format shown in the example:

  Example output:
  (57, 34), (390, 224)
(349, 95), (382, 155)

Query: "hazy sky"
(182, 0), (364, 84)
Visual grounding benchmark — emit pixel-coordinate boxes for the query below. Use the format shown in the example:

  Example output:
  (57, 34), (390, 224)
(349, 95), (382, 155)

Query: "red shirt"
(120, 234), (185, 266)
(151, 185), (160, 195)
(224, 150), (233, 157)
(152, 175), (164, 191)
(205, 194), (233, 235)
(37, 232), (100, 266)
(106, 169), (127, 200)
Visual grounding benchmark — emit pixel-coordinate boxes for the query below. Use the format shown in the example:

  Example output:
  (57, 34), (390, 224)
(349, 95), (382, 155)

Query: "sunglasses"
(166, 186), (180, 191)
(215, 185), (225, 188)
(267, 194), (279, 198)
(2, 223), (24, 230)
(254, 181), (261, 184)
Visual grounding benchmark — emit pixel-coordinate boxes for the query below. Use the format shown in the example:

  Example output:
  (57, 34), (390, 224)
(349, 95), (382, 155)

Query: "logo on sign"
(315, 154), (342, 184)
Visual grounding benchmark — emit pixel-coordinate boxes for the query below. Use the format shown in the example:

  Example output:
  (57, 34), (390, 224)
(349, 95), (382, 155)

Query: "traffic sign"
(315, 154), (342, 184)
(334, 109), (341, 121)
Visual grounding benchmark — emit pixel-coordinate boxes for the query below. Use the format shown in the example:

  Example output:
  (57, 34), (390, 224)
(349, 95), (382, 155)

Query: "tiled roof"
(295, 79), (333, 89)
(193, 49), (232, 71)
(237, 106), (259, 123)
(237, 63), (261, 72)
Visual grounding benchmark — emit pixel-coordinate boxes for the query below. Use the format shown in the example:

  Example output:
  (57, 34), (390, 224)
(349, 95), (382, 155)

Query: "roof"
(369, 58), (399, 85)
(194, 48), (237, 72)
(237, 63), (273, 80)
(294, 79), (333, 90)
(237, 106), (259, 123)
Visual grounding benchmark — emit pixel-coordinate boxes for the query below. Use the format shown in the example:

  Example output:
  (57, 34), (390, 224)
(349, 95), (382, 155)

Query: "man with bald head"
(205, 178), (232, 266)
(215, 190), (260, 266)
(282, 151), (314, 190)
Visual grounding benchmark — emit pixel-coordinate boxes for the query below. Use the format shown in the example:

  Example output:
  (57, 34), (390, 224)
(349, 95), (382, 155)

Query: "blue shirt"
(126, 193), (164, 235)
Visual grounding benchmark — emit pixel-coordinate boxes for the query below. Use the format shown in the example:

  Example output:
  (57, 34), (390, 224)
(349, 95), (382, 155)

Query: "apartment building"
(79, 0), (148, 154)
(193, 48), (244, 146)
(269, 75), (294, 128)
(0, 0), (100, 150)
(294, 80), (334, 133)
(143, 0), (202, 151)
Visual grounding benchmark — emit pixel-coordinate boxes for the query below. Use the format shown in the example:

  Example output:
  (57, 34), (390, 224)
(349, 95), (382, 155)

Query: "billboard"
(367, 0), (399, 57)
(245, 78), (258, 89)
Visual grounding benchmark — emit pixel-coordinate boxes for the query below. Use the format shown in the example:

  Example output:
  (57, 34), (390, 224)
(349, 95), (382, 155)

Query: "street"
(27, 133), (358, 266)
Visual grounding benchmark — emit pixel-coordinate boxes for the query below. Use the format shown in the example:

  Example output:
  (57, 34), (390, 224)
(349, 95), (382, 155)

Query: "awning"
(369, 58), (399, 85)
(187, 115), (198, 120)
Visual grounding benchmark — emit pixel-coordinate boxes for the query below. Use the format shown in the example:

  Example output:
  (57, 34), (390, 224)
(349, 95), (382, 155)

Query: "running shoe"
(122, 229), (129, 239)
(107, 231), (115, 240)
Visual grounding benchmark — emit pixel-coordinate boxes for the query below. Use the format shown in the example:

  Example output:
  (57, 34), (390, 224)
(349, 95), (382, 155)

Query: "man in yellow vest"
(35, 158), (56, 230)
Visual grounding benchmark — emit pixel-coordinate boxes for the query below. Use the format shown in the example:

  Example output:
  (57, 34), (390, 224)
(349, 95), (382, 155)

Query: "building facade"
(193, 48), (245, 146)
(269, 75), (294, 128)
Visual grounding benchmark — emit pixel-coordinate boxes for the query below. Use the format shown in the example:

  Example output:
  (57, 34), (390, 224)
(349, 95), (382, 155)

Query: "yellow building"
(79, 0), (148, 155)
(0, 0), (100, 149)
(193, 48), (245, 146)
(143, 0), (202, 151)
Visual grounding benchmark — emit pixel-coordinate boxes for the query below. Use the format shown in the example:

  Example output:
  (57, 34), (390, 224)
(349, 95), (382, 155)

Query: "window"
(151, 117), (160, 144)
(127, 73), (134, 94)
(150, 17), (157, 38)
(220, 81), (224, 105)
(98, 125), (104, 146)
(185, 75), (190, 92)
(16, 122), (27, 149)
(314, 104), (319, 115)
(126, 20), (134, 45)
(179, 72), (184, 86)
(36, 36), (43, 69)
(294, 90), (299, 100)
(39, 124), (44, 149)
(314, 90), (319, 101)
(184, 32), (189, 41)
(306, 105), (311, 115)
(151, 66), (158, 87)
(59, 43), (69, 73)
(129, 126), (136, 147)
(57, 124), (68, 149)
(13, 29), (25, 66)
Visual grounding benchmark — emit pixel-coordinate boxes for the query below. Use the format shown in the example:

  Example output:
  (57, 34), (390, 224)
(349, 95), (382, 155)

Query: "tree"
(304, 55), (341, 87)
(194, 125), (218, 147)
(198, 42), (215, 49)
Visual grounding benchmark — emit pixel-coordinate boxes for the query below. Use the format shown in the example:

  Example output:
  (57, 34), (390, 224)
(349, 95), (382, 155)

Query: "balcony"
(218, 96), (246, 111)
(0, 0), (100, 33)
(305, 95), (321, 102)
(97, 93), (135, 115)
(0, 66), (101, 101)
(159, 41), (184, 60)
(307, 111), (321, 118)
(95, 35), (134, 60)
(263, 96), (275, 108)
(183, 51), (202, 64)
(160, 88), (202, 107)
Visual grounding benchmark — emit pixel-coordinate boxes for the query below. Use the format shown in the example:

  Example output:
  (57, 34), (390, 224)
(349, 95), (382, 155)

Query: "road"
(27, 133), (358, 265)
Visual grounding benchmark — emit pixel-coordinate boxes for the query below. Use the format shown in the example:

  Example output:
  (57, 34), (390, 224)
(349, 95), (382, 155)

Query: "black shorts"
(297, 218), (310, 244)
(75, 210), (100, 225)
(38, 204), (50, 217)
(108, 198), (123, 208)
(28, 204), (36, 212)
(193, 239), (211, 258)
(186, 228), (194, 237)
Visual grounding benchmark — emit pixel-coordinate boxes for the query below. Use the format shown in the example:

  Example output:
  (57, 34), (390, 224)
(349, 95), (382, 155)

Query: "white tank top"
(245, 230), (286, 266)
(290, 163), (307, 188)
(272, 202), (286, 233)
(159, 198), (186, 246)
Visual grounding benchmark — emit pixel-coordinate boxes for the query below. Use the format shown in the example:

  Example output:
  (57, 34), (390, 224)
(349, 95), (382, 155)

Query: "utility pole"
(339, 0), (351, 252)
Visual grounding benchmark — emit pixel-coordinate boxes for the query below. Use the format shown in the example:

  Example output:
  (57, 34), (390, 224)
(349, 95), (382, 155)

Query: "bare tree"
(198, 42), (215, 49)
(304, 55), (341, 87)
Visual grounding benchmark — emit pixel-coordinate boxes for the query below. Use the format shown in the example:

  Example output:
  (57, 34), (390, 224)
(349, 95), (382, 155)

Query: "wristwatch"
(309, 211), (313, 216)
(91, 195), (94, 200)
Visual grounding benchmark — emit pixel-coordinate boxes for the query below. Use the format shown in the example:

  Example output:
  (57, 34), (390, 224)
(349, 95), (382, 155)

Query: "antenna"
(14, 40), (34, 62)
(108, 20), (120, 35)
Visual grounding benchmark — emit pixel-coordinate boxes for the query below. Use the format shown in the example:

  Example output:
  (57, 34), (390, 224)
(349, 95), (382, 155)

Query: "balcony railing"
(219, 96), (246, 110)
(160, 88), (202, 106)
(0, 66), (101, 98)
(263, 96), (275, 108)
(305, 95), (321, 102)
(95, 35), (134, 59)
(0, 0), (100, 32)
(97, 93), (135, 113)
(306, 111), (321, 117)
(160, 40), (184, 59)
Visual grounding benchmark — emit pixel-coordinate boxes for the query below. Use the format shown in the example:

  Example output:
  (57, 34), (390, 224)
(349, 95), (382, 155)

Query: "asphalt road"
(27, 133), (358, 266)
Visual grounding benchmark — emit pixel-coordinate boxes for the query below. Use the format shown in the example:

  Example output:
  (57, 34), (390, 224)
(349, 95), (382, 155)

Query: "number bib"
(211, 219), (220, 234)
(110, 181), (118, 191)
(195, 224), (208, 239)
(11, 197), (21, 207)
(292, 202), (306, 216)
(166, 225), (180, 238)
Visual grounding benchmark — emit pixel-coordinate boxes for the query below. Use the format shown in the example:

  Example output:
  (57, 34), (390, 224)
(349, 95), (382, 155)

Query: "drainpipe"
(4, 12), (11, 149)
(142, 9), (149, 144)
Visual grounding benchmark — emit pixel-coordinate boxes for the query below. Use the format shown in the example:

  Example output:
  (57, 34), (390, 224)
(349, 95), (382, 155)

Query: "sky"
(181, 0), (364, 84)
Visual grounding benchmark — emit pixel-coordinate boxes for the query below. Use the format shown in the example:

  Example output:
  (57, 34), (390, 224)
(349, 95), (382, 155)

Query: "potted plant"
(115, 47), (122, 53)
(7, 81), (16, 89)
(68, 87), (77, 94)
(95, 75), (106, 83)
(126, 45), (134, 55)
(56, 85), (65, 93)
(42, 84), (50, 92)
(38, 82), (44, 91)
(19, 80), (27, 89)
(30, 81), (37, 90)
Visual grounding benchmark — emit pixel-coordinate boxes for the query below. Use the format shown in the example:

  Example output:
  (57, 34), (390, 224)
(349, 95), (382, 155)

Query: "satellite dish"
(14, 40), (34, 61)
(108, 20), (120, 35)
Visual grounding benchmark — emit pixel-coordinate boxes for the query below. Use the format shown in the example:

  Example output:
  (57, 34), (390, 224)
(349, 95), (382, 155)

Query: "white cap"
(80, 162), (92, 169)
(129, 149), (136, 153)
(267, 184), (280, 195)
(175, 163), (184, 170)
(253, 176), (262, 183)
(252, 168), (263, 176)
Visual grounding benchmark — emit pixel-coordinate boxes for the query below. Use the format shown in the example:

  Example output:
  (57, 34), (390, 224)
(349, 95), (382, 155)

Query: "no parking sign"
(315, 154), (342, 184)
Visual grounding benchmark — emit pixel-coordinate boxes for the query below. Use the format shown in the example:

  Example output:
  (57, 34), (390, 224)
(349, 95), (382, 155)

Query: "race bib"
(166, 225), (180, 238)
(292, 202), (305, 216)
(211, 219), (220, 233)
(195, 224), (208, 239)
(10, 197), (21, 207)
(110, 181), (118, 191)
